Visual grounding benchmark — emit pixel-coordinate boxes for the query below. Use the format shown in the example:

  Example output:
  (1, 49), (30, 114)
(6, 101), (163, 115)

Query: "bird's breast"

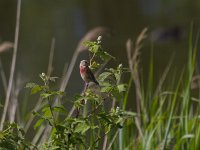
(80, 66), (86, 74)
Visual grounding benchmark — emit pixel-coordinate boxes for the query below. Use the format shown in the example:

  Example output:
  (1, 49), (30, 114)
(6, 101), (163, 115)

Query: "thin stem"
(47, 38), (55, 76)
(32, 125), (45, 145)
(87, 100), (104, 118)
(90, 53), (96, 66)
(107, 130), (119, 150)
(47, 96), (57, 131)
(0, 0), (21, 130)
(0, 58), (7, 95)
(25, 98), (44, 132)
(102, 135), (107, 150)
(89, 51), (92, 65)
(60, 50), (79, 91)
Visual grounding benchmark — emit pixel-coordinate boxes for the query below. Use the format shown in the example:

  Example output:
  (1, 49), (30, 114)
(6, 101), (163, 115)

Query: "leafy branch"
(24, 36), (132, 149)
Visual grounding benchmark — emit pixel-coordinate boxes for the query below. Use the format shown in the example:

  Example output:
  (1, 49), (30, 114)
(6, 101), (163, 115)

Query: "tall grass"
(116, 26), (200, 150)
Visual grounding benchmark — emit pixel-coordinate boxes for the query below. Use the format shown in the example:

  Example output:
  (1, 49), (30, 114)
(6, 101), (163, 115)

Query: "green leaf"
(50, 91), (64, 95)
(90, 61), (100, 70)
(100, 86), (113, 93)
(34, 118), (44, 129)
(122, 111), (137, 116)
(90, 45), (100, 53)
(74, 121), (90, 134)
(111, 87), (122, 99)
(98, 113), (112, 124)
(51, 146), (61, 150)
(0, 132), (4, 139)
(114, 73), (120, 82)
(90, 125), (99, 130)
(31, 85), (42, 94)
(84, 41), (100, 53)
(42, 107), (52, 118)
(32, 111), (43, 117)
(105, 124), (111, 134)
(98, 72), (113, 82)
(25, 82), (38, 88)
(25, 83), (42, 94)
(40, 93), (52, 99)
(52, 106), (67, 113)
(41, 91), (64, 99)
(181, 134), (194, 140)
(117, 84), (127, 93)
(99, 51), (115, 61)
(83, 41), (96, 47)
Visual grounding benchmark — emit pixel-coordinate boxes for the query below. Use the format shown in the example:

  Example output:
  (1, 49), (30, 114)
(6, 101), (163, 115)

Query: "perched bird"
(79, 60), (99, 88)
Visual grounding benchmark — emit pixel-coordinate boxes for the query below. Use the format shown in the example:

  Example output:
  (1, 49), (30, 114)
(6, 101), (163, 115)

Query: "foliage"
(23, 37), (132, 149)
(1, 29), (200, 150)
(84, 35), (115, 70)
(0, 123), (34, 150)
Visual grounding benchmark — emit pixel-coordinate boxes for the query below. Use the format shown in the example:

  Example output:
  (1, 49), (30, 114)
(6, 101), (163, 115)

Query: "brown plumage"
(79, 60), (99, 86)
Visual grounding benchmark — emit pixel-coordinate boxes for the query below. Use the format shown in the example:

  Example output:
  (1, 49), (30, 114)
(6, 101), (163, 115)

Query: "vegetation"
(1, 1), (200, 149)
(23, 38), (132, 149)
(0, 24), (200, 149)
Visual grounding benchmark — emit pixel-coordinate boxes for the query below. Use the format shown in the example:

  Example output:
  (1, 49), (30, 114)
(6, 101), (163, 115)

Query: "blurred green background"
(0, 0), (200, 110)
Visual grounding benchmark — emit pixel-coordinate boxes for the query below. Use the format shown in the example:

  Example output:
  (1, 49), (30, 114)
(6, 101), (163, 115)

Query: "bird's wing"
(86, 67), (99, 85)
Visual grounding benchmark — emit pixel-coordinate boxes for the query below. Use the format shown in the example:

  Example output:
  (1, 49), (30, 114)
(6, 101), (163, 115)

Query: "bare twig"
(8, 73), (25, 123)
(47, 38), (55, 76)
(0, 0), (21, 130)
(59, 51), (79, 92)
(0, 58), (7, 94)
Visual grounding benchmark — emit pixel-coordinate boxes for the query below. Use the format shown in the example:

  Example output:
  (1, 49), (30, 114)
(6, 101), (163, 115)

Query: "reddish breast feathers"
(80, 66), (86, 74)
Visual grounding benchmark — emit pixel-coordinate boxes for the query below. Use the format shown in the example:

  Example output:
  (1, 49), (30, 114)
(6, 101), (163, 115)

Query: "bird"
(79, 60), (99, 88)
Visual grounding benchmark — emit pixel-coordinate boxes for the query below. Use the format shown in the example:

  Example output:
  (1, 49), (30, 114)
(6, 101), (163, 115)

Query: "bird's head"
(80, 60), (89, 68)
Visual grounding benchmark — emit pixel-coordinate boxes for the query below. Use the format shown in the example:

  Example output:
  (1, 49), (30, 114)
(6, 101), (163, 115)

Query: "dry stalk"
(126, 27), (148, 138)
(0, 0), (21, 130)
(102, 135), (108, 150)
(8, 73), (25, 123)
(0, 59), (7, 95)
(47, 38), (55, 76)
